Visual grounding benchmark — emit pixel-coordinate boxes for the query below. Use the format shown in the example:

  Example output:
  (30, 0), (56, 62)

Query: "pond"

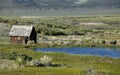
(34, 47), (120, 58)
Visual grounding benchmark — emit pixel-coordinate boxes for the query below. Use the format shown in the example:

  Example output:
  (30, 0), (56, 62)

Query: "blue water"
(34, 47), (120, 58)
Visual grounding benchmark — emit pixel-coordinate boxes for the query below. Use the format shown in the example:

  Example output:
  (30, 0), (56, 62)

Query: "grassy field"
(0, 45), (120, 75)
(0, 16), (120, 75)
(1, 16), (120, 46)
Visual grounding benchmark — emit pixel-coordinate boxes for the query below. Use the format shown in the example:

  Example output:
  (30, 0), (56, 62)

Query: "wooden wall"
(10, 36), (25, 44)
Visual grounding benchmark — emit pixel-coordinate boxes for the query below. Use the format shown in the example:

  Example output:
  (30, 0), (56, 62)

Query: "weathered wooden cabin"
(9, 25), (37, 44)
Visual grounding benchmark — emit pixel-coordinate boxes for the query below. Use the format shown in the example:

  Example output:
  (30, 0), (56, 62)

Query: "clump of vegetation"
(40, 55), (52, 66)
(16, 53), (32, 66)
(31, 55), (52, 67)
(0, 51), (54, 68)
(0, 52), (17, 60)
(0, 59), (18, 69)
(31, 59), (41, 66)
(0, 52), (32, 68)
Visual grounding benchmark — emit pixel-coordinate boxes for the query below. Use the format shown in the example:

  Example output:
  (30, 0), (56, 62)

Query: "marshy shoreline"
(0, 45), (120, 75)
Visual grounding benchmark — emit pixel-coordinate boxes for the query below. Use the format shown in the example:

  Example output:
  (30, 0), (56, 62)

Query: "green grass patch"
(0, 45), (119, 75)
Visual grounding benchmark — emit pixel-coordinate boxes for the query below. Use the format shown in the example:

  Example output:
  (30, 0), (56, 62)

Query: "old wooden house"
(9, 25), (37, 44)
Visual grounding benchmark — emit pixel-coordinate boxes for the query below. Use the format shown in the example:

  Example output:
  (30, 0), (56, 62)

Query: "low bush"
(16, 53), (32, 66)
(31, 55), (52, 67)
(0, 59), (19, 69)
(0, 52), (32, 66)
(0, 52), (17, 60)
(31, 59), (41, 66)
(40, 55), (52, 66)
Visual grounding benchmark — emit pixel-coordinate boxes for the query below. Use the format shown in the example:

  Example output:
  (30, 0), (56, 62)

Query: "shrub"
(16, 54), (32, 66)
(0, 59), (19, 69)
(30, 55), (52, 67)
(16, 56), (26, 66)
(0, 52), (32, 66)
(27, 41), (35, 45)
(0, 52), (17, 60)
(110, 40), (117, 45)
(0, 17), (4, 22)
(40, 55), (52, 66)
(31, 59), (41, 66)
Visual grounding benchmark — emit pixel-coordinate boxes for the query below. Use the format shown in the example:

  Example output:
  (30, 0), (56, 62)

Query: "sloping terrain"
(0, 0), (120, 9)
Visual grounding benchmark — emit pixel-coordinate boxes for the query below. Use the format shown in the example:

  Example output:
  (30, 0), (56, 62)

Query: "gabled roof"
(9, 25), (34, 36)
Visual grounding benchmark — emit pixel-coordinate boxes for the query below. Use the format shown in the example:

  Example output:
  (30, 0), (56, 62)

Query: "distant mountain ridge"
(0, 0), (120, 9)
(0, 0), (120, 16)
(79, 0), (120, 8)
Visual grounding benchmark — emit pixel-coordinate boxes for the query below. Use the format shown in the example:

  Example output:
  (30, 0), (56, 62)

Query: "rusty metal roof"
(9, 25), (34, 36)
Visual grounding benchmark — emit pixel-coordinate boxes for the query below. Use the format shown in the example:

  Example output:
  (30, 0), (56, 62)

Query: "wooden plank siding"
(10, 36), (26, 44)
